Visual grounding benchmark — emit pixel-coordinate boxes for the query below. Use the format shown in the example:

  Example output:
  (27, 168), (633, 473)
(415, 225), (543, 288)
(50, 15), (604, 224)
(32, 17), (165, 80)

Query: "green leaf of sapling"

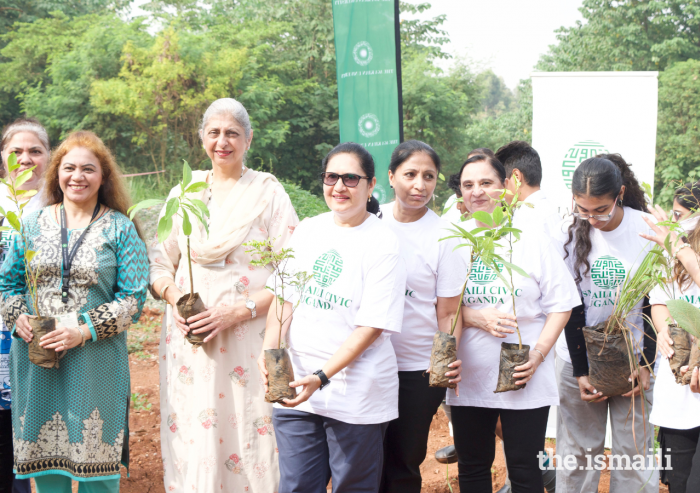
(471, 211), (493, 226)
(7, 152), (18, 172)
(13, 168), (36, 189)
(182, 160), (192, 188)
(157, 216), (174, 243)
(164, 197), (178, 221)
(181, 210), (192, 236)
(667, 299), (700, 340)
(127, 199), (164, 219)
(185, 182), (209, 194)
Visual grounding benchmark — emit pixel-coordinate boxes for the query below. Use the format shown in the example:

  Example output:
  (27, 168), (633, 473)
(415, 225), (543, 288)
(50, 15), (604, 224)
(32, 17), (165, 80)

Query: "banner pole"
(394, 0), (404, 143)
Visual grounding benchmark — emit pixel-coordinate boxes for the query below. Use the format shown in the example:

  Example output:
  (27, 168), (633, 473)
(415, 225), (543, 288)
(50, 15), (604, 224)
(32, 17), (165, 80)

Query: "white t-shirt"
(648, 222), (700, 429)
(513, 190), (563, 238)
(441, 194), (463, 225)
(380, 203), (467, 371)
(0, 183), (46, 410)
(271, 212), (407, 425)
(446, 220), (580, 409)
(553, 207), (656, 363)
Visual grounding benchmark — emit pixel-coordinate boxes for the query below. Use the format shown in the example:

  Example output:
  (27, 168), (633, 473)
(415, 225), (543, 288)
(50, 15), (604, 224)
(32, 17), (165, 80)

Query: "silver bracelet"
(533, 348), (546, 362)
(76, 325), (87, 348)
(674, 243), (692, 259)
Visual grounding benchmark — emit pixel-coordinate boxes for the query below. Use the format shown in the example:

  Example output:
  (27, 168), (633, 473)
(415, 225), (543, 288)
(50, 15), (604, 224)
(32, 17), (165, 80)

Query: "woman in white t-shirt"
(447, 153), (579, 492)
(378, 140), (466, 493)
(555, 154), (659, 493)
(643, 182), (700, 492)
(0, 117), (49, 493)
(258, 142), (407, 493)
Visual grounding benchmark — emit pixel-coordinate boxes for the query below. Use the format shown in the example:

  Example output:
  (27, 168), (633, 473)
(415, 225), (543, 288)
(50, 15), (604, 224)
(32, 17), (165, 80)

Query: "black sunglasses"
(320, 172), (370, 188)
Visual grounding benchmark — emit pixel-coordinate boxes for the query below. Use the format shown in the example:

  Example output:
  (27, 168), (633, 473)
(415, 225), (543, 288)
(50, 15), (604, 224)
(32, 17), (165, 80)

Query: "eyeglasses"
(572, 195), (620, 222)
(320, 172), (369, 188)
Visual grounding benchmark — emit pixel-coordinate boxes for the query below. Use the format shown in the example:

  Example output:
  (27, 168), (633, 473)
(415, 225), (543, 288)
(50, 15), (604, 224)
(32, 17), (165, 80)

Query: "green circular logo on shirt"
(561, 140), (609, 190)
(469, 257), (503, 285)
(591, 255), (626, 289)
(313, 249), (343, 288)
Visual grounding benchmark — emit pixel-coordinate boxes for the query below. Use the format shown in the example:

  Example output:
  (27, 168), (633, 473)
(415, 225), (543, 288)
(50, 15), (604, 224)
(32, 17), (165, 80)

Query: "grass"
(131, 392), (152, 412)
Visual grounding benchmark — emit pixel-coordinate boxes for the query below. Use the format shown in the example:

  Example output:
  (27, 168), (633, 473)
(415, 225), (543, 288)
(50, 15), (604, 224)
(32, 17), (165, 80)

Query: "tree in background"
(537, 0), (700, 72)
(655, 60), (700, 204)
(536, 0), (700, 205)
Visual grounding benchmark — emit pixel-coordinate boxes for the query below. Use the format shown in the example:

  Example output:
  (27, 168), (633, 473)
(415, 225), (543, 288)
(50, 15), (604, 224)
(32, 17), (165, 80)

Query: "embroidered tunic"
(150, 170), (298, 492)
(0, 208), (148, 481)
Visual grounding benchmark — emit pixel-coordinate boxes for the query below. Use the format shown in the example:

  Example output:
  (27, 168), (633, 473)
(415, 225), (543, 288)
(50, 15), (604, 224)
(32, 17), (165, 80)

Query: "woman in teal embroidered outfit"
(0, 131), (148, 493)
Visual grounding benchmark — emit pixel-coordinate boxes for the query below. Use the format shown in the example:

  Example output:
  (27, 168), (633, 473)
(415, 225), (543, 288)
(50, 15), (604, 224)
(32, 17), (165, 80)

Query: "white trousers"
(555, 356), (659, 493)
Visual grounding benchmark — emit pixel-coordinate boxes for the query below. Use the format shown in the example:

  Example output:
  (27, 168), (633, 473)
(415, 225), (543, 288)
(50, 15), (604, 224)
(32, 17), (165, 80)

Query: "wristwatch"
(245, 299), (257, 319)
(313, 369), (330, 390)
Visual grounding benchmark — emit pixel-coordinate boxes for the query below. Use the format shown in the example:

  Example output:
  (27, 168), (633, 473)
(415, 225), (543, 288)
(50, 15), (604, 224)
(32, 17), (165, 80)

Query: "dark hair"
(389, 140), (440, 174)
(673, 182), (700, 291)
(564, 154), (647, 283)
(448, 172), (462, 197)
(468, 147), (495, 159)
(495, 140), (542, 187)
(321, 142), (380, 214)
(458, 154), (507, 185)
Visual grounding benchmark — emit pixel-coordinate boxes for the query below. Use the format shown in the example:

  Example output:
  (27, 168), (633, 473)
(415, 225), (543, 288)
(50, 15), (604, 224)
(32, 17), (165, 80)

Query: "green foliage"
(244, 238), (314, 348)
(536, 0), (700, 72)
(0, 152), (41, 315)
(655, 60), (700, 204)
(667, 299), (700, 343)
(130, 392), (152, 412)
(281, 181), (328, 220)
(441, 180), (529, 344)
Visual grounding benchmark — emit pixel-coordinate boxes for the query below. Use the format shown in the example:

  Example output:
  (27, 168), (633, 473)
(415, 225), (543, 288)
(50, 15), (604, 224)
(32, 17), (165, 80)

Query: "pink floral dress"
(149, 175), (298, 492)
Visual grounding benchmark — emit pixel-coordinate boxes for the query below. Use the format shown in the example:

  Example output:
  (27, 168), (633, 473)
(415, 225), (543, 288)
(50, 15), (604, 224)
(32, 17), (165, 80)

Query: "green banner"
(332, 0), (402, 203)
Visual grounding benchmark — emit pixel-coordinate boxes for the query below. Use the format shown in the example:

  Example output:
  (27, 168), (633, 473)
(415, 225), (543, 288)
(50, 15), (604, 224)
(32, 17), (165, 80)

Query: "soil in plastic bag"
(668, 324), (692, 384)
(494, 342), (529, 393)
(264, 349), (296, 404)
(176, 293), (208, 347)
(583, 321), (634, 397)
(28, 317), (59, 369)
(681, 342), (700, 386)
(429, 331), (457, 389)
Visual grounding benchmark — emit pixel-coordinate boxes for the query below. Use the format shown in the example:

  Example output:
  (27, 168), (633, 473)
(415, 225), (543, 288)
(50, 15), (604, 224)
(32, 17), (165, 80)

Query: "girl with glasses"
(378, 140), (466, 493)
(259, 142), (406, 493)
(555, 154), (659, 493)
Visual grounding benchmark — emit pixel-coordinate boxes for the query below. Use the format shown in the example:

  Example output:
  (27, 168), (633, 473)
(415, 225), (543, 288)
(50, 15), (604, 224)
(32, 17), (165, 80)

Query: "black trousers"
(659, 426), (700, 493)
(0, 411), (29, 493)
(452, 405), (550, 493)
(380, 370), (447, 493)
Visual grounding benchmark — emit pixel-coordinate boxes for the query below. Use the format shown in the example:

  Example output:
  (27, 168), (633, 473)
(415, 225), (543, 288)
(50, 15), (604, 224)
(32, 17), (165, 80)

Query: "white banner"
(531, 72), (658, 214)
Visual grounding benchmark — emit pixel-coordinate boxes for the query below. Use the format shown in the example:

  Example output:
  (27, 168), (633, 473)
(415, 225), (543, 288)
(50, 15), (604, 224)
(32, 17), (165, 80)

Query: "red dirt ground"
(31, 309), (670, 492)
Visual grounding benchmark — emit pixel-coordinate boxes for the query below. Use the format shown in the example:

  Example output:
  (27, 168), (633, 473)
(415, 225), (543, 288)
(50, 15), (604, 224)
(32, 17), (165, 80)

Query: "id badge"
(55, 312), (79, 329)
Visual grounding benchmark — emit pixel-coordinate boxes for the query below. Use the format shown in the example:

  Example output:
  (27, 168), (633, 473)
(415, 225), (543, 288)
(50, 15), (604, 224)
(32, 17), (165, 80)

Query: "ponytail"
(367, 196), (380, 214)
(564, 154), (646, 284)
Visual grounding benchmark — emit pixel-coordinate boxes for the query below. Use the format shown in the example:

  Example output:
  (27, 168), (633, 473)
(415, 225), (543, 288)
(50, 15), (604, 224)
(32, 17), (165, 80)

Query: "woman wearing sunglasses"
(378, 140), (466, 493)
(555, 154), (659, 493)
(258, 142), (406, 492)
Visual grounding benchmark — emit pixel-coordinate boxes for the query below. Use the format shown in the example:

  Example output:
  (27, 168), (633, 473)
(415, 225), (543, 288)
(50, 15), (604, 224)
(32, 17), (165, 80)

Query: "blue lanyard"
(60, 203), (100, 304)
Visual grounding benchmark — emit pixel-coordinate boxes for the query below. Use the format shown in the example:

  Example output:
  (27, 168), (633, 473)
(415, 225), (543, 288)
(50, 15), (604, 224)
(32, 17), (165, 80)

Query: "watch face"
(246, 300), (255, 309)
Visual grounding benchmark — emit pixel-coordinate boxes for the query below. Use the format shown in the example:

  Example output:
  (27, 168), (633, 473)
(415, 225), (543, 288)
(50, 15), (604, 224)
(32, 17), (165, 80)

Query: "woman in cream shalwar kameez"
(149, 99), (298, 492)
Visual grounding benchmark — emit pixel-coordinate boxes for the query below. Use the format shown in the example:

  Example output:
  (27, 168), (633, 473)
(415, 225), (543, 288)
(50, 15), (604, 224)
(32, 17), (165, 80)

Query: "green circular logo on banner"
(353, 41), (373, 66)
(590, 255), (626, 289)
(373, 183), (387, 203)
(469, 257), (503, 285)
(358, 113), (380, 138)
(561, 141), (609, 189)
(313, 249), (344, 288)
